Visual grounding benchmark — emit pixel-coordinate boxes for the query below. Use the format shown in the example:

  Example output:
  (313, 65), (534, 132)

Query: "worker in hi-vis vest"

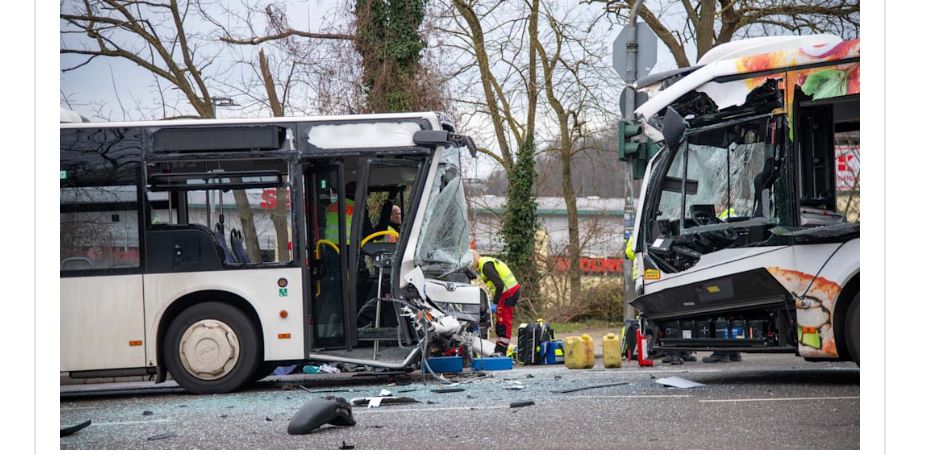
(325, 182), (356, 244)
(471, 250), (521, 355)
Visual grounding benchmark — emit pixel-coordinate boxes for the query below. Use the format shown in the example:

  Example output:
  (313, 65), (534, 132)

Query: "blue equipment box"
(471, 357), (513, 371)
(423, 356), (463, 373)
(542, 340), (565, 365)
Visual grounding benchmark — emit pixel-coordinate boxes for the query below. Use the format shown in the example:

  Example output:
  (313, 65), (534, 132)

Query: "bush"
(569, 279), (624, 322)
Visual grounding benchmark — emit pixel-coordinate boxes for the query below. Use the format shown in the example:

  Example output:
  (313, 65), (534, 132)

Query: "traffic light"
(617, 120), (641, 161)
(618, 120), (659, 180)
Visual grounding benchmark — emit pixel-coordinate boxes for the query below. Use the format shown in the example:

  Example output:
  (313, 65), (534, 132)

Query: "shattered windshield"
(414, 145), (472, 277)
(682, 118), (774, 227)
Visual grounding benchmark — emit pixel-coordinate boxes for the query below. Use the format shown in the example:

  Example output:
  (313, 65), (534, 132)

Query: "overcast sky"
(59, 0), (694, 179)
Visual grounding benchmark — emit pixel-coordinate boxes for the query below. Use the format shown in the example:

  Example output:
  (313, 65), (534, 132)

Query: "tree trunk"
(259, 48), (292, 262)
(695, 0), (717, 60)
(558, 118), (581, 307)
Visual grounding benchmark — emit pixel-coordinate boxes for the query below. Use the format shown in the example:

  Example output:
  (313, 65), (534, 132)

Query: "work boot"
(681, 352), (697, 362)
(702, 351), (730, 363)
(494, 343), (508, 356)
(728, 352), (742, 362)
(662, 351), (683, 365)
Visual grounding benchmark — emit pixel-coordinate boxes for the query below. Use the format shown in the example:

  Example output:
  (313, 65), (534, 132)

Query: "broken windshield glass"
(414, 145), (472, 278)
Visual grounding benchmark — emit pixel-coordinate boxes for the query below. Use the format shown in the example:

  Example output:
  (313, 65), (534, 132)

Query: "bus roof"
(634, 35), (859, 127)
(59, 111), (443, 131)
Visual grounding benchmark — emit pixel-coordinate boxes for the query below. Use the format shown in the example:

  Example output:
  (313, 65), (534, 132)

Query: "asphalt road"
(59, 353), (859, 450)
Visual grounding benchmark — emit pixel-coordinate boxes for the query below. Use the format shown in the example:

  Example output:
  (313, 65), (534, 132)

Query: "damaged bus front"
(626, 36), (860, 364)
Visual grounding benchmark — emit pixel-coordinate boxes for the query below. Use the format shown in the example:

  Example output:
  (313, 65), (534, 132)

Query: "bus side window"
(60, 129), (142, 272)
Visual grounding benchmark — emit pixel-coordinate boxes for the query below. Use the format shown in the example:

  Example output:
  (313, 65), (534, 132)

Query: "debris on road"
(287, 396), (356, 435)
(350, 397), (419, 407)
(379, 389), (392, 397)
(655, 376), (704, 389)
(340, 440), (355, 450)
(430, 387), (465, 394)
(552, 381), (629, 394)
(505, 384), (526, 390)
(273, 365), (299, 375)
(142, 410), (154, 416)
(147, 432), (177, 441)
(60, 420), (91, 437)
(509, 400), (535, 408)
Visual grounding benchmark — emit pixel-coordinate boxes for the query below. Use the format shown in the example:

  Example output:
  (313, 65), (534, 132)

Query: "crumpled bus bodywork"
(626, 36), (860, 361)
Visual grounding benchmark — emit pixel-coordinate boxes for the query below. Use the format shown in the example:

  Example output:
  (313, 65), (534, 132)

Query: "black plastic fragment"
(510, 400), (535, 408)
(60, 420), (91, 437)
(552, 382), (628, 394)
(147, 432), (177, 441)
(340, 440), (355, 450)
(142, 410), (154, 416)
(431, 387), (465, 394)
(288, 396), (356, 435)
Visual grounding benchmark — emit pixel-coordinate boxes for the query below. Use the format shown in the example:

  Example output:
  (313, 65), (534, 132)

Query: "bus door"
(353, 158), (423, 346)
(305, 163), (352, 348)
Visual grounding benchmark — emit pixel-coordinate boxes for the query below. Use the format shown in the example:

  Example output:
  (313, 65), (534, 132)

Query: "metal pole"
(623, 0), (644, 323)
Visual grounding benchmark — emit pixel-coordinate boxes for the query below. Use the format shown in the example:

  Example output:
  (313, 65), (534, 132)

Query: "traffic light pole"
(622, 0), (644, 323)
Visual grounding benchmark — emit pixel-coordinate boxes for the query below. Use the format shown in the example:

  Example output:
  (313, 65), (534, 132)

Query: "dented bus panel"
(625, 36), (860, 363)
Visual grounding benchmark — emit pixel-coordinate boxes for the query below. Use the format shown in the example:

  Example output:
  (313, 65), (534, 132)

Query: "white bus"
(625, 35), (860, 364)
(60, 112), (493, 394)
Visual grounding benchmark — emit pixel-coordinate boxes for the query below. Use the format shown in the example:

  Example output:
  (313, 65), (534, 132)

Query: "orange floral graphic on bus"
(767, 267), (843, 358)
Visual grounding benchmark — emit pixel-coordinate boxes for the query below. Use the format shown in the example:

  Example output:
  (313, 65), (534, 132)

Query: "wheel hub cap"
(179, 319), (240, 380)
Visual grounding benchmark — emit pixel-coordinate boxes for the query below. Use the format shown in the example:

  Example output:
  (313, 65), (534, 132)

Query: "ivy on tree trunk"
(501, 135), (540, 305)
(354, 0), (427, 113)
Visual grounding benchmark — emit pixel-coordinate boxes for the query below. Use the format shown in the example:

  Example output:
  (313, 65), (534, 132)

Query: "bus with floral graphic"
(625, 35), (860, 364)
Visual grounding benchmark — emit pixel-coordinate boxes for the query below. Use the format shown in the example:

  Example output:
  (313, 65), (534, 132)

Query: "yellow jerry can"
(565, 334), (595, 369)
(603, 332), (622, 368)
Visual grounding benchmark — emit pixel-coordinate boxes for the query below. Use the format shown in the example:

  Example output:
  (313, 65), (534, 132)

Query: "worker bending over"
(471, 250), (520, 355)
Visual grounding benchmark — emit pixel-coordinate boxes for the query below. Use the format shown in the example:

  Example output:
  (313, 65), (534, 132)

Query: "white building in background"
(469, 194), (626, 266)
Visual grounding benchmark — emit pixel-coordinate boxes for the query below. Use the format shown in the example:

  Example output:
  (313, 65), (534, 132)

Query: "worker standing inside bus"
(325, 182), (356, 244)
(471, 250), (520, 355)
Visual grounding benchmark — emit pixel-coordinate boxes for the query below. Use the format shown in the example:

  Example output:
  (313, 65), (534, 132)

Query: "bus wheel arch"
(156, 291), (265, 392)
(832, 272), (860, 363)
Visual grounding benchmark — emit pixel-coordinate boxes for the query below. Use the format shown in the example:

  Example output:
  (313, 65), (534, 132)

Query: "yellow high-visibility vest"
(718, 207), (735, 221)
(478, 256), (519, 297)
(324, 199), (354, 244)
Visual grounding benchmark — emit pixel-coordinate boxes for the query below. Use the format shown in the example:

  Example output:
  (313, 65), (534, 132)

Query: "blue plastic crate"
(471, 357), (513, 371)
(423, 356), (463, 373)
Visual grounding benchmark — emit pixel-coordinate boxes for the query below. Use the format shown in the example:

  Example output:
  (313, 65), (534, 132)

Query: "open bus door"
(305, 163), (351, 349)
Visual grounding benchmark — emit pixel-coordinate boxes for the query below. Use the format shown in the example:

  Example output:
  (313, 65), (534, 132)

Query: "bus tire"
(844, 292), (860, 366)
(164, 302), (260, 394)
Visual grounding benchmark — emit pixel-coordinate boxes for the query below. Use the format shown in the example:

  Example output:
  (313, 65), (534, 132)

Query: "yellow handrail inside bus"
(360, 230), (399, 248)
(315, 239), (340, 258)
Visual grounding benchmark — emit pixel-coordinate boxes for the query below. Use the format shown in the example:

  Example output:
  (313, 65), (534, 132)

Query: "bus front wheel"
(164, 302), (260, 394)
(844, 292), (860, 366)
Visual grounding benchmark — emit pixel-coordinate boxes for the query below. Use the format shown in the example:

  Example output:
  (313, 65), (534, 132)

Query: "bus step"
(357, 327), (399, 341)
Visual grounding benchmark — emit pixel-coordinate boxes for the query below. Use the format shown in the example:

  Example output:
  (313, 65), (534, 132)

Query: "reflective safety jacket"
(718, 207), (735, 221)
(324, 199), (354, 244)
(478, 256), (519, 303)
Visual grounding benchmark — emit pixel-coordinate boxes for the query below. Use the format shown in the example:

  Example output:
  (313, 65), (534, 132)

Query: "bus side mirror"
(412, 130), (478, 158)
(662, 107), (686, 152)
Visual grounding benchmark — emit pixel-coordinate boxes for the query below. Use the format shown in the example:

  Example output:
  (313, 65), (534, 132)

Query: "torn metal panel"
(770, 224), (860, 244)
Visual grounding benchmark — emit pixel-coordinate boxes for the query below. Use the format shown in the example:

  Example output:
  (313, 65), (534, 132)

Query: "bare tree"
(597, 0), (860, 67)
(61, 0), (264, 259)
(449, 0), (544, 304)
